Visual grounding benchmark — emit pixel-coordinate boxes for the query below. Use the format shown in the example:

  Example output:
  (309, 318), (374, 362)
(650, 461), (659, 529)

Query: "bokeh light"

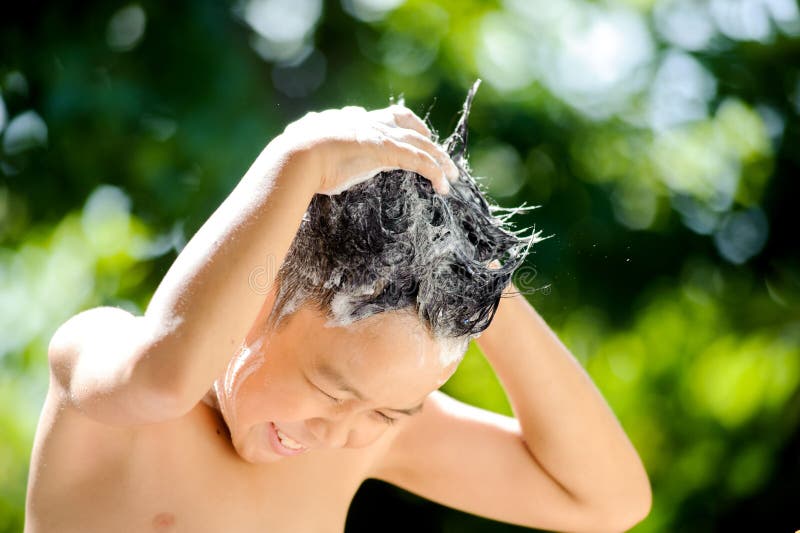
(106, 4), (147, 52)
(2, 1), (799, 531)
(2, 111), (47, 155)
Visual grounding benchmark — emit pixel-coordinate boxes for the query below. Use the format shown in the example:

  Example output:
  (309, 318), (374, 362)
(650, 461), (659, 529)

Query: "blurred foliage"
(2, 0), (800, 531)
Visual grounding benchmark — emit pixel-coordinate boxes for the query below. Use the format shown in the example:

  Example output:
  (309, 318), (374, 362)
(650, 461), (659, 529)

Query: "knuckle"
(418, 150), (438, 167)
(377, 136), (396, 150)
(401, 127), (424, 140)
(398, 129), (429, 148)
(390, 104), (415, 117)
(369, 108), (396, 126)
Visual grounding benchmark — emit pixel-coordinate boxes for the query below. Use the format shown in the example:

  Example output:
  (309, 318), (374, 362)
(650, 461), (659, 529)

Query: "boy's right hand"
(278, 104), (459, 196)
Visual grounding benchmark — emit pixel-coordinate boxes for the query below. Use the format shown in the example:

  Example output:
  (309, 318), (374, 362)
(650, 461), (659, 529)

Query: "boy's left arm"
(476, 282), (652, 516)
(372, 283), (652, 532)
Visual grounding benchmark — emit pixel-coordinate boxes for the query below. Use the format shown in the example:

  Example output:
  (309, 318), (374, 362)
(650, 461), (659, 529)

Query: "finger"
(370, 105), (433, 140)
(382, 138), (450, 195)
(387, 105), (433, 139)
(381, 125), (459, 181)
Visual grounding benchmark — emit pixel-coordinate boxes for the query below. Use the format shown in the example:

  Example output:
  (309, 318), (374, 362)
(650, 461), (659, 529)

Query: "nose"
(305, 417), (352, 449)
(305, 416), (387, 449)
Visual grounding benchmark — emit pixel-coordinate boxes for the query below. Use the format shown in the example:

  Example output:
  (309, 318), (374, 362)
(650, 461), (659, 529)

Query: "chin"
(237, 449), (281, 464)
(230, 425), (266, 463)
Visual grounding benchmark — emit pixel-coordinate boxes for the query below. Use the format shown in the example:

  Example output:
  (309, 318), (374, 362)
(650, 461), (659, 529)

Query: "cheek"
(346, 421), (393, 448)
(233, 363), (322, 427)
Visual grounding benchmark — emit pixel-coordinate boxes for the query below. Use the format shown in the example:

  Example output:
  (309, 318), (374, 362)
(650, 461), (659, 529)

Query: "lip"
(266, 422), (308, 456)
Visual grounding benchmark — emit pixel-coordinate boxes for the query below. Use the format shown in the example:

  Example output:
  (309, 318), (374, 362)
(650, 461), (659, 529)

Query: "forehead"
(289, 306), (461, 398)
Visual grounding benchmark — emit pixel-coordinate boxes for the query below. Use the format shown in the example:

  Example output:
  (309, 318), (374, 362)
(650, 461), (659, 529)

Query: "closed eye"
(319, 388), (395, 424)
(319, 388), (344, 405)
(376, 412), (397, 425)
(306, 375), (344, 405)
(305, 373), (398, 425)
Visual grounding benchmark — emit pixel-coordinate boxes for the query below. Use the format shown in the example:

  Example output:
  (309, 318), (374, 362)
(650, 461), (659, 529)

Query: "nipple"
(152, 512), (176, 531)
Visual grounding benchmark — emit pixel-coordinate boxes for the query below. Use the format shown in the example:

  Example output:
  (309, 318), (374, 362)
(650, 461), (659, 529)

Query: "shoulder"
(47, 307), (128, 392)
(46, 306), (190, 425)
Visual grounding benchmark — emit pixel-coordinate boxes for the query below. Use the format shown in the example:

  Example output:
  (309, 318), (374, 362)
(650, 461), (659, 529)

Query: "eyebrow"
(315, 362), (425, 416)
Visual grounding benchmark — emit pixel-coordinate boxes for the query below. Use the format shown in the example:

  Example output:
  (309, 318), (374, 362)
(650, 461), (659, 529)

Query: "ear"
(443, 79), (482, 165)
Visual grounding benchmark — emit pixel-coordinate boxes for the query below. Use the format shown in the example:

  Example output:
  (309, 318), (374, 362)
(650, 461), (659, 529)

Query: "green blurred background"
(2, 0), (799, 531)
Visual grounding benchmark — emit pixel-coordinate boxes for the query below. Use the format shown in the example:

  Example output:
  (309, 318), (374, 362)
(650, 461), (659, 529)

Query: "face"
(211, 299), (463, 464)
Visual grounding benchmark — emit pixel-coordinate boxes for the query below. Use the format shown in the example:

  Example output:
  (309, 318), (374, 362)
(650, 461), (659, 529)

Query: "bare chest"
(27, 398), (380, 533)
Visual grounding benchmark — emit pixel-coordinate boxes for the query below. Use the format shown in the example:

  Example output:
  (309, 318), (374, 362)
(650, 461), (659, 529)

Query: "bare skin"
(26, 104), (652, 533)
(26, 287), (457, 532)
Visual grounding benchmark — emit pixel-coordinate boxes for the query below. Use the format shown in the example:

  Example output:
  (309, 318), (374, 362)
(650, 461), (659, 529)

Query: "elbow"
(596, 452), (654, 532)
(633, 482), (654, 527)
(621, 464), (654, 530)
(589, 480), (653, 533)
(606, 495), (652, 533)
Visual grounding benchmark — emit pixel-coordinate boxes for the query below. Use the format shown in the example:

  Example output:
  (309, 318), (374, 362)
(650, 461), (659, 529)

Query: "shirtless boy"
(25, 88), (652, 532)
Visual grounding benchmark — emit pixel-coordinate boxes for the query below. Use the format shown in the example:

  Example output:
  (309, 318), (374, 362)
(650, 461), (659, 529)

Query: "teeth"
(276, 428), (305, 450)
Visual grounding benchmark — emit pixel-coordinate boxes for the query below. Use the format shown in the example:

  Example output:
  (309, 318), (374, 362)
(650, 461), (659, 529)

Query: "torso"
(25, 386), (394, 533)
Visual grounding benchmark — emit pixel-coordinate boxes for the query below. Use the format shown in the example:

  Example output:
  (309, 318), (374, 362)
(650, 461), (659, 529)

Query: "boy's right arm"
(49, 105), (458, 426)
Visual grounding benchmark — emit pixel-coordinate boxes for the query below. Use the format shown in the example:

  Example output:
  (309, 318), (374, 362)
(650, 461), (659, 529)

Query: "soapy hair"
(265, 81), (542, 344)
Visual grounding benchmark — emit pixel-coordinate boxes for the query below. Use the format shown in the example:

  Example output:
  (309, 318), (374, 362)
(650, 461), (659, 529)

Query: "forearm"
(137, 135), (318, 409)
(475, 284), (651, 519)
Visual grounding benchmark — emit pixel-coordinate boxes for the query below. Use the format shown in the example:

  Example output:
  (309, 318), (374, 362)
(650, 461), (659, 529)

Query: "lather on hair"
(266, 80), (542, 341)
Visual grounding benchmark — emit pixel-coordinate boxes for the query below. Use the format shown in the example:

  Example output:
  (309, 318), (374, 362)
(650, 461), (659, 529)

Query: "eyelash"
(377, 412), (397, 425)
(316, 386), (396, 425)
(319, 389), (344, 405)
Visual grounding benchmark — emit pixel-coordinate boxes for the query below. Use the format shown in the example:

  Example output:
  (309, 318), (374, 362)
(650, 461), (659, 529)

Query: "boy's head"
(212, 82), (542, 463)
(265, 83), (541, 348)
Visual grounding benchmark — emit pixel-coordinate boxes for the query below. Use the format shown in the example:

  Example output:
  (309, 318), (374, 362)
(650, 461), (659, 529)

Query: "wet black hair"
(266, 80), (541, 342)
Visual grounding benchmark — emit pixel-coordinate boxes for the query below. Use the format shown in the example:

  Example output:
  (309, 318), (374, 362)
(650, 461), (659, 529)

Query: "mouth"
(266, 422), (309, 456)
